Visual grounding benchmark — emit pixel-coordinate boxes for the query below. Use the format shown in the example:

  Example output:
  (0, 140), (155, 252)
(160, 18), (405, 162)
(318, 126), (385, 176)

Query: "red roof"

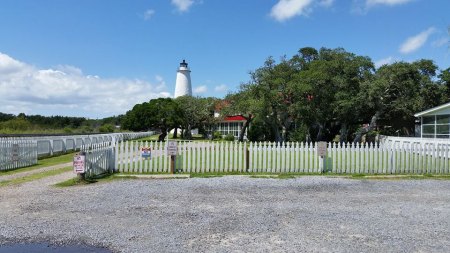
(224, 115), (246, 121)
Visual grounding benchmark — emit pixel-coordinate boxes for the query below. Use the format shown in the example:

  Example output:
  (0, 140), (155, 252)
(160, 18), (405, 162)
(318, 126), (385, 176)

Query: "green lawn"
(0, 166), (72, 187)
(0, 152), (75, 175)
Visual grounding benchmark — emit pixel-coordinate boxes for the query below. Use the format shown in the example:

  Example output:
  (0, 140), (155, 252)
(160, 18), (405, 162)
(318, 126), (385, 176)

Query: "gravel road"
(1, 175), (450, 252)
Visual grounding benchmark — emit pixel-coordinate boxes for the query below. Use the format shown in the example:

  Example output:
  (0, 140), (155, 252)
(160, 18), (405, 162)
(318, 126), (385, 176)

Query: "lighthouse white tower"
(174, 59), (192, 98)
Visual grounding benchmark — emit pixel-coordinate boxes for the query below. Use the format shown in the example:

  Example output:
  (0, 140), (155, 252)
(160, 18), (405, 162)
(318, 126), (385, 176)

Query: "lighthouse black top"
(180, 60), (188, 68)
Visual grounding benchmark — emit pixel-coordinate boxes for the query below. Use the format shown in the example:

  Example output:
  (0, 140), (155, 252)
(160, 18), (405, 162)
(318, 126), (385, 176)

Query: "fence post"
(245, 142), (249, 173)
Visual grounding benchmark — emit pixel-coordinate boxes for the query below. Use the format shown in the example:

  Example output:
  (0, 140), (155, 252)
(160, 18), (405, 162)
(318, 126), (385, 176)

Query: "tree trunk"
(158, 128), (167, 142)
(281, 125), (287, 143)
(316, 123), (324, 141)
(185, 125), (192, 140)
(339, 123), (348, 143)
(353, 112), (379, 143)
(238, 115), (253, 142)
(273, 126), (282, 143)
(173, 127), (178, 139)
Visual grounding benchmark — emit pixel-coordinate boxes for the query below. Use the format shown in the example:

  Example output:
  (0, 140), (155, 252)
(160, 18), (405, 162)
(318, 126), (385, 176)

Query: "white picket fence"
(116, 140), (450, 174)
(0, 140), (38, 171)
(1, 131), (154, 157)
(81, 142), (116, 178)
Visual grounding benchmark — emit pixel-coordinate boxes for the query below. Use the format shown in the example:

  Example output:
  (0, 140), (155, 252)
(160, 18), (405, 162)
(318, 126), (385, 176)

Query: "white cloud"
(193, 85), (207, 94)
(374, 56), (395, 68)
(270, 0), (313, 22)
(399, 27), (436, 54)
(154, 75), (167, 92)
(171, 0), (194, 12)
(353, 0), (413, 13)
(432, 37), (449, 48)
(319, 0), (334, 7)
(143, 9), (155, 20)
(0, 52), (170, 118)
(214, 84), (228, 93)
(366, 0), (413, 7)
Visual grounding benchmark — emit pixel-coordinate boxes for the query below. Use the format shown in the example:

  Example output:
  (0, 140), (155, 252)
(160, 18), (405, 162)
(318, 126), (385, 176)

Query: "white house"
(414, 102), (450, 138)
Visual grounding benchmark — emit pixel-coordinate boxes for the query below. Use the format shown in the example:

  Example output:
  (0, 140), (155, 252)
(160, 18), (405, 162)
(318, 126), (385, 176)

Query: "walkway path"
(0, 162), (72, 182)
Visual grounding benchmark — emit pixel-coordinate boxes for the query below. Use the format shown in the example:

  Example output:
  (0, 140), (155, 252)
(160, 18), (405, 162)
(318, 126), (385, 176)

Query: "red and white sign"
(73, 154), (85, 173)
(141, 147), (152, 159)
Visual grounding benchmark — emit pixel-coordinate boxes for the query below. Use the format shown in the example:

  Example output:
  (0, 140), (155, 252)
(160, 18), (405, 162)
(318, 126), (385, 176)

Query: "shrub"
(0, 118), (32, 131)
(224, 133), (235, 141)
(99, 124), (115, 133)
(213, 131), (222, 140)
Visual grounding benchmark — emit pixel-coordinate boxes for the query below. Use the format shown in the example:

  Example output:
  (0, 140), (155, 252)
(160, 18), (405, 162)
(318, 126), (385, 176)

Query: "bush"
(0, 118), (32, 131)
(213, 131), (222, 140)
(288, 124), (309, 142)
(248, 117), (275, 142)
(80, 125), (94, 133)
(224, 133), (235, 141)
(63, 127), (73, 133)
(99, 124), (115, 133)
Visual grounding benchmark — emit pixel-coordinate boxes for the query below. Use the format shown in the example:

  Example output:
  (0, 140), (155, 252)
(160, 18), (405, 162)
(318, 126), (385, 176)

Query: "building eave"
(414, 101), (450, 117)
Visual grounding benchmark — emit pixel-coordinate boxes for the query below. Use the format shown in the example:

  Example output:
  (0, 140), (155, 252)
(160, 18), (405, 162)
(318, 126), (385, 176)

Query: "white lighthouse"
(174, 59), (192, 98)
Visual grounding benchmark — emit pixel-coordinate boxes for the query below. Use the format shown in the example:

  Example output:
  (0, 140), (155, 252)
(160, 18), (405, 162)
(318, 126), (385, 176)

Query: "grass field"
(0, 152), (75, 175)
(0, 166), (72, 187)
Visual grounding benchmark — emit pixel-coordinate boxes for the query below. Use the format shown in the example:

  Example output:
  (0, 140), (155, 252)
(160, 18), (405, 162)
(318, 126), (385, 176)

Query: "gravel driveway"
(1, 175), (450, 252)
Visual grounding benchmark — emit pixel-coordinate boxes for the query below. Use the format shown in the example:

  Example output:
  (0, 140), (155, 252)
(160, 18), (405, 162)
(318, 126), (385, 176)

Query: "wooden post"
(317, 142), (327, 173)
(170, 155), (176, 174)
(245, 147), (250, 173)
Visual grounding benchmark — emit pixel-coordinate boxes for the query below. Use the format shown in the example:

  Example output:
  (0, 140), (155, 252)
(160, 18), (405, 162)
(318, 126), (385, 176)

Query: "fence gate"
(82, 142), (116, 178)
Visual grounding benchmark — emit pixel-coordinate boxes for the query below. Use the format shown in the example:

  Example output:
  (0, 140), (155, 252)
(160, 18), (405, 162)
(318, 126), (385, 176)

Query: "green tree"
(175, 96), (216, 139)
(360, 60), (446, 138)
(439, 67), (450, 97)
(221, 87), (261, 142)
(99, 123), (115, 133)
(122, 98), (184, 141)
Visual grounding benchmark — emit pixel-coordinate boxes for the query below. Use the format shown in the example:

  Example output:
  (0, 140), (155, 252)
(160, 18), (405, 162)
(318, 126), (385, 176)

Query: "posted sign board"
(317, 142), (327, 157)
(73, 154), (85, 173)
(12, 144), (20, 162)
(141, 147), (152, 159)
(167, 141), (178, 156)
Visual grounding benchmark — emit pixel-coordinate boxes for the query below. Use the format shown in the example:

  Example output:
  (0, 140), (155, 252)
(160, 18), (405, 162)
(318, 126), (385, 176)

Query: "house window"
(421, 114), (450, 138)
(437, 115), (450, 124)
(436, 125), (449, 135)
(422, 116), (435, 124)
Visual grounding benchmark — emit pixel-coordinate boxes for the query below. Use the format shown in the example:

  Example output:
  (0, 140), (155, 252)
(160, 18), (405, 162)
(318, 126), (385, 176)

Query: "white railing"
(0, 132), (154, 157)
(380, 135), (450, 147)
(0, 139), (38, 171)
(116, 140), (450, 175)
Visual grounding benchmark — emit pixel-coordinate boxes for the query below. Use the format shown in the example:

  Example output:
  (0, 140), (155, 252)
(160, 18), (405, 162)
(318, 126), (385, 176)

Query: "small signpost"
(167, 141), (178, 174)
(317, 142), (327, 173)
(73, 152), (86, 180)
(141, 147), (152, 160)
(11, 144), (19, 162)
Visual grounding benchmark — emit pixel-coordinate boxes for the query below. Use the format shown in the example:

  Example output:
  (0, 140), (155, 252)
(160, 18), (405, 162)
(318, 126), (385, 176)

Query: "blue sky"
(0, 0), (449, 118)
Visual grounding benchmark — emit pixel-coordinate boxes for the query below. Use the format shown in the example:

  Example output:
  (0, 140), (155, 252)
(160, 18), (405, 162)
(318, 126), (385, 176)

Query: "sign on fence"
(73, 153), (85, 173)
(167, 141), (178, 156)
(141, 147), (152, 159)
(317, 142), (327, 157)
(12, 144), (20, 162)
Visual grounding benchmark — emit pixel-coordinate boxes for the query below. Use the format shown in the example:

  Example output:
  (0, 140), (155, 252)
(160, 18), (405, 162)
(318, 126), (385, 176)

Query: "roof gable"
(415, 101), (450, 117)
